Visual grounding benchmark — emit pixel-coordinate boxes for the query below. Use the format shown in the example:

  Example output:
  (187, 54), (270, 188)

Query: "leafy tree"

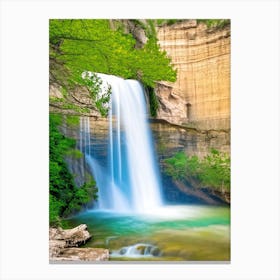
(49, 19), (177, 116)
(81, 72), (112, 117)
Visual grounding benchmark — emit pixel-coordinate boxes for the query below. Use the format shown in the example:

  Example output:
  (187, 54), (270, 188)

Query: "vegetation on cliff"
(156, 19), (185, 26)
(197, 19), (230, 29)
(49, 114), (98, 226)
(164, 149), (230, 198)
(49, 19), (176, 117)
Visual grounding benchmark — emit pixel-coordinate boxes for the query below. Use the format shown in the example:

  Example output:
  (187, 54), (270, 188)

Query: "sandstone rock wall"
(156, 20), (230, 130)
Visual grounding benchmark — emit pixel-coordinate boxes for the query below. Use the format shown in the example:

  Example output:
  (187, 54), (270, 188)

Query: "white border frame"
(1, 0), (279, 279)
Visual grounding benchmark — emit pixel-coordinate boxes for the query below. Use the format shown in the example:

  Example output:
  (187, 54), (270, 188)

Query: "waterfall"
(80, 73), (162, 213)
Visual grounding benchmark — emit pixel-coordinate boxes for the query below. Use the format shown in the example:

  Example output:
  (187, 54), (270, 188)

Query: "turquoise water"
(64, 205), (230, 261)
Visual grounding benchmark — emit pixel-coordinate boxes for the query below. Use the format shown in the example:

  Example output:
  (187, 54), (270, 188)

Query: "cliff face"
(156, 20), (230, 130)
(50, 19), (230, 131)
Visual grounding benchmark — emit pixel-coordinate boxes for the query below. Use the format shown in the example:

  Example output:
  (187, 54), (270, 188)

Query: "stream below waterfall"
(63, 205), (230, 261)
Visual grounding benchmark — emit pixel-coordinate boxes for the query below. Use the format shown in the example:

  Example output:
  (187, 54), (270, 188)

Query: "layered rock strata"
(156, 20), (230, 130)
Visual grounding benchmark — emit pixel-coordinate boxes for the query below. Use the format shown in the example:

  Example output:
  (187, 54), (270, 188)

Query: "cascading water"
(111, 243), (161, 258)
(79, 73), (162, 213)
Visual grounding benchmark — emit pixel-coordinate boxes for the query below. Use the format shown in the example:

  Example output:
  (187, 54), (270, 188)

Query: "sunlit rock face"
(156, 20), (230, 130)
(49, 224), (109, 261)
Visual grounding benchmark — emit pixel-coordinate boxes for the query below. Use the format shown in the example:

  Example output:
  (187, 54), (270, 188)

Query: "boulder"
(49, 224), (109, 261)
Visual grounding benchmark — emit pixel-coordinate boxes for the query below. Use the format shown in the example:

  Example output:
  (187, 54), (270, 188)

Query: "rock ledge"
(49, 224), (109, 261)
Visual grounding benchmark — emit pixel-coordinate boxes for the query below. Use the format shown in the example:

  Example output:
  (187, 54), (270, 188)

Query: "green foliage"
(66, 115), (79, 126)
(145, 85), (159, 117)
(49, 114), (76, 224)
(166, 19), (181, 26)
(61, 102), (90, 113)
(146, 19), (157, 39)
(63, 180), (98, 217)
(61, 86), (68, 98)
(82, 72), (112, 117)
(164, 149), (230, 191)
(50, 19), (170, 83)
(49, 113), (98, 225)
(49, 194), (65, 226)
(197, 19), (230, 29)
(49, 96), (63, 103)
(65, 149), (83, 159)
(49, 19), (177, 116)
(164, 151), (188, 180)
(156, 19), (230, 29)
(137, 37), (177, 88)
(156, 19), (184, 26)
(200, 149), (230, 190)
